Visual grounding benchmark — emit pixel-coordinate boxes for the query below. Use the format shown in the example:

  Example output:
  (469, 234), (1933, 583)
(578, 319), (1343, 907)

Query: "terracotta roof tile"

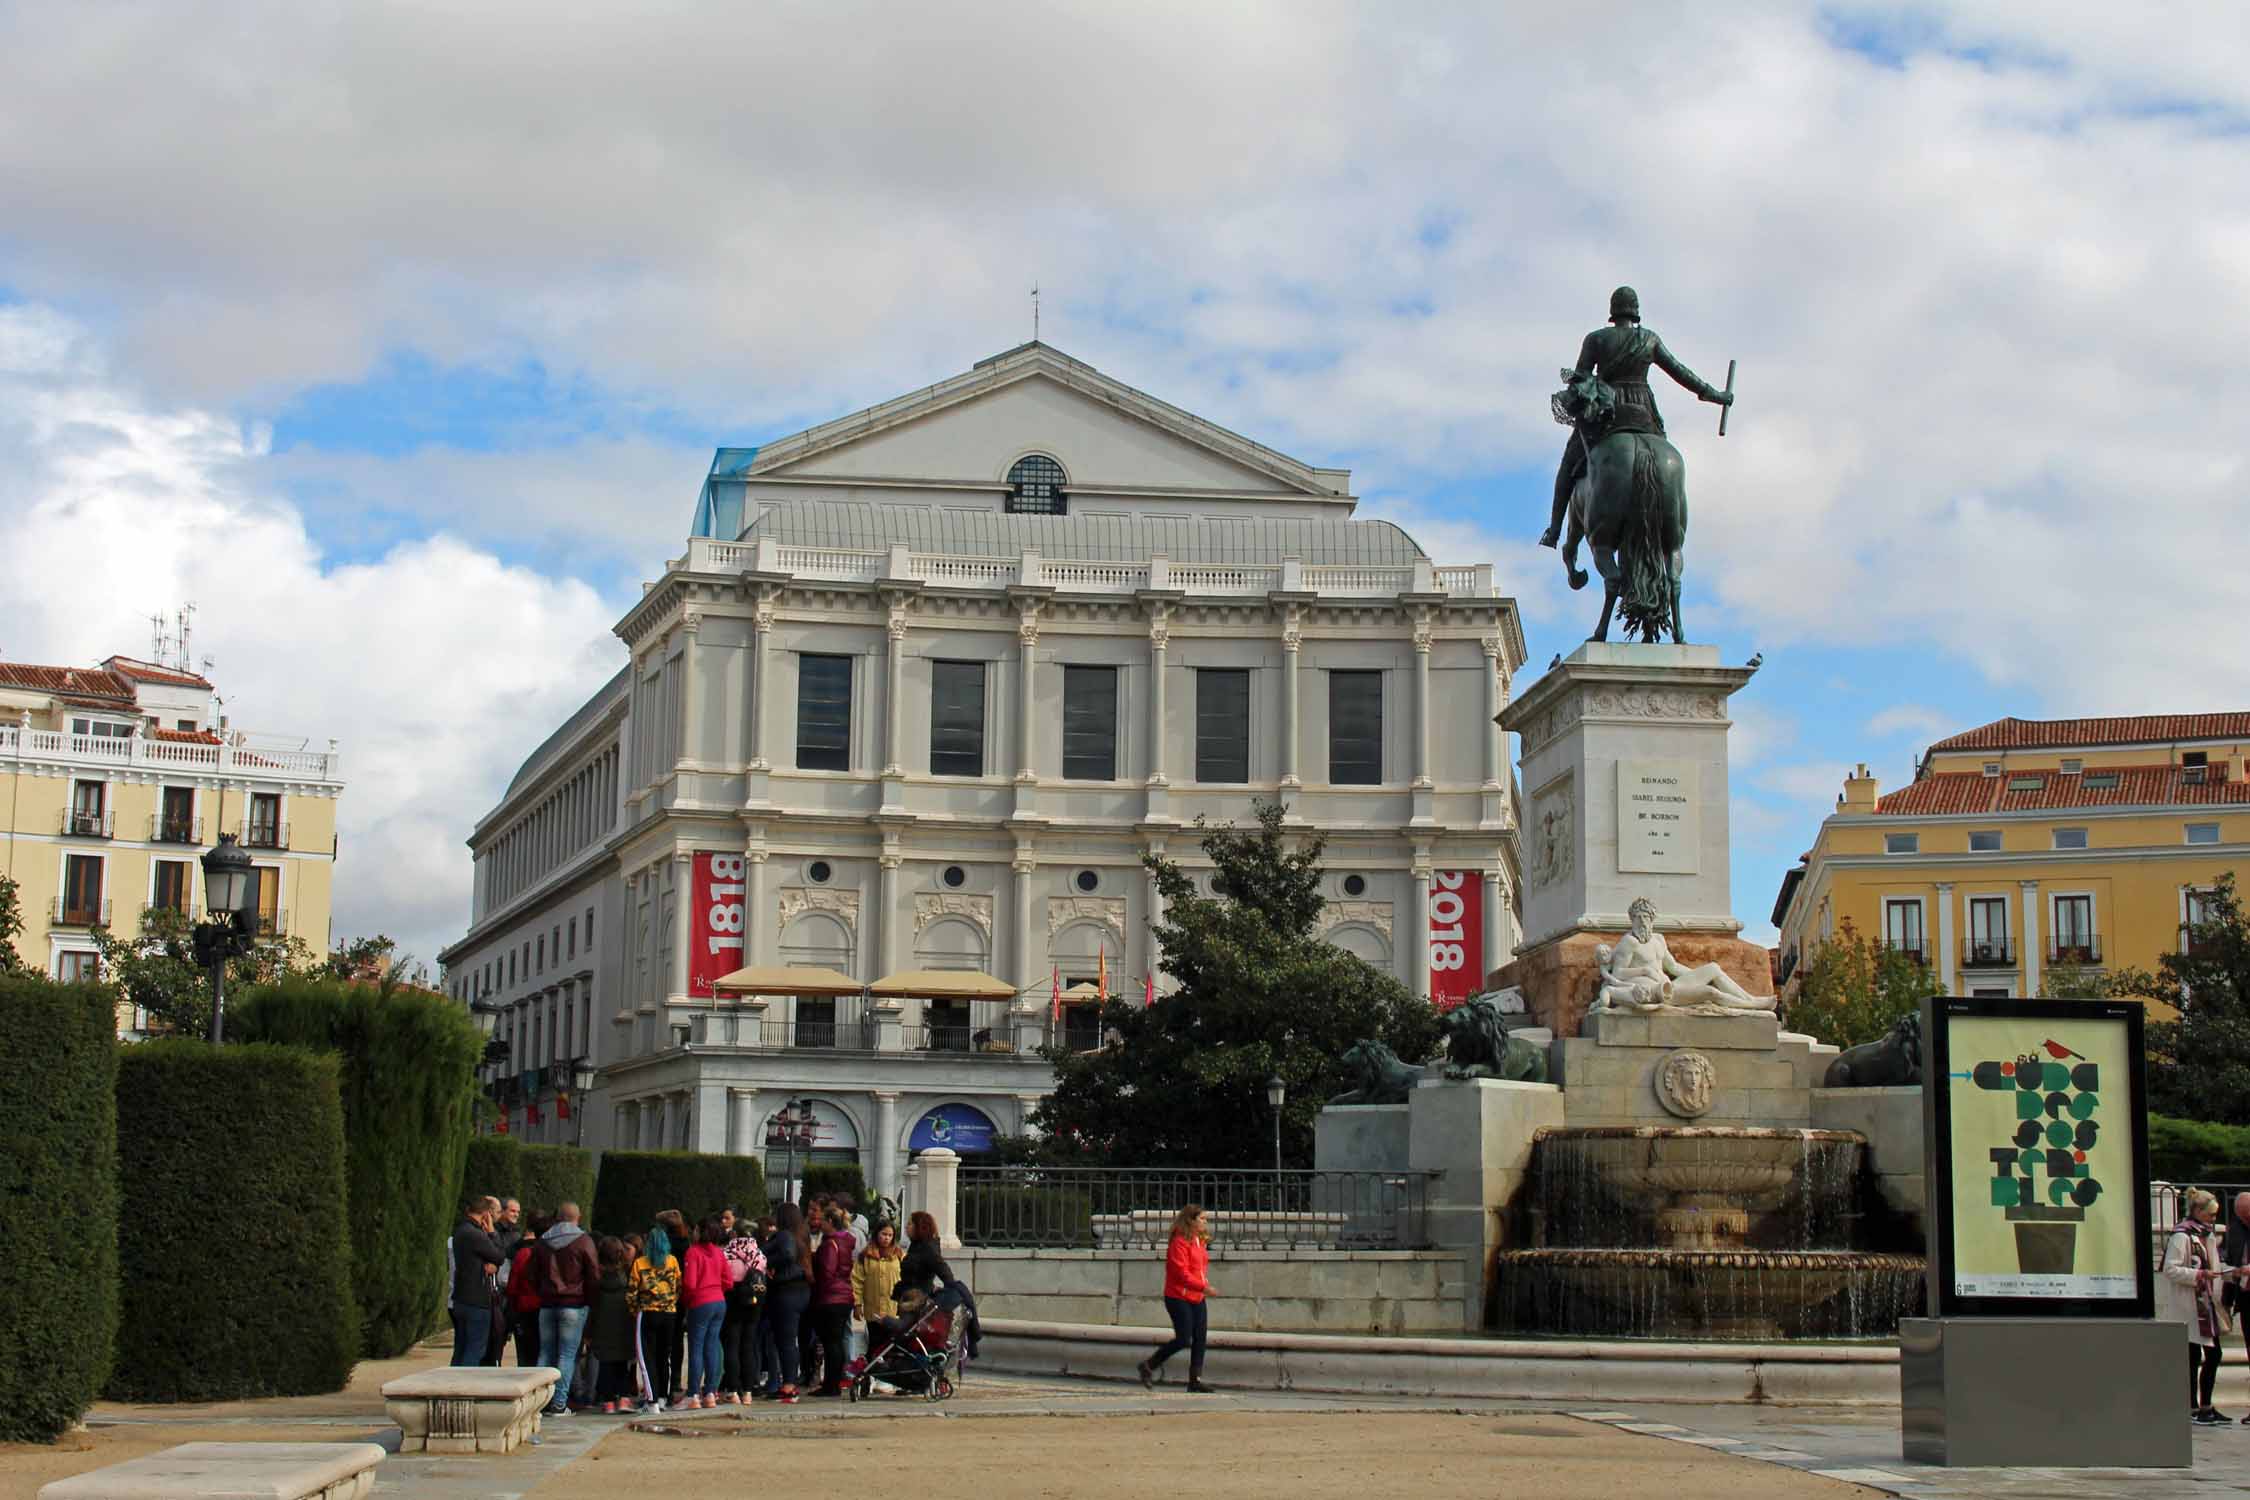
(1930, 714), (2250, 753)
(148, 727), (222, 745)
(103, 655), (214, 689)
(1874, 766), (2250, 816)
(0, 662), (136, 708)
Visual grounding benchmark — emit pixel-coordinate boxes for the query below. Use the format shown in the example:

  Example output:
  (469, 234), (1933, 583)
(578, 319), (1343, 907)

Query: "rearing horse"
(1554, 369), (1688, 644)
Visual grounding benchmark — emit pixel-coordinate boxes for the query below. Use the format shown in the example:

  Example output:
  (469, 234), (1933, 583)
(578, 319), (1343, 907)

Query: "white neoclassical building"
(439, 342), (1526, 1202)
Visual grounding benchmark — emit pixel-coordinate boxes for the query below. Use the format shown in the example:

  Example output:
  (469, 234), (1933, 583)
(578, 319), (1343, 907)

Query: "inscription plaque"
(1617, 759), (1700, 874)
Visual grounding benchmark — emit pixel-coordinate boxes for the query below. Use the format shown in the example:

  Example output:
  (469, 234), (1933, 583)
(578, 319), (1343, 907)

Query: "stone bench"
(39, 1441), (385, 1500)
(380, 1365), (557, 1455)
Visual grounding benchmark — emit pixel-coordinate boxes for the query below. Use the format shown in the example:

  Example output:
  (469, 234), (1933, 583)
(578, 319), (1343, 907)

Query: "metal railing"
(1961, 937), (2016, 968)
(63, 808), (113, 838)
(1884, 938), (1928, 965)
(2049, 937), (2103, 965)
(2151, 1181), (2250, 1262)
(955, 1166), (1438, 1251)
(916, 1000), (1016, 1054)
(150, 813), (203, 844)
(244, 820), (288, 850)
(52, 897), (110, 927)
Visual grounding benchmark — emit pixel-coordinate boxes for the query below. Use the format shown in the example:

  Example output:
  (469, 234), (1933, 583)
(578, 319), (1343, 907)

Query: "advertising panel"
(1427, 870), (1484, 1010)
(688, 851), (747, 999)
(908, 1103), (998, 1155)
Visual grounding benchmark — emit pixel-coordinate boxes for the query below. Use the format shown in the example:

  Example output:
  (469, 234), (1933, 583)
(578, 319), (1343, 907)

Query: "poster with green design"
(1945, 1012), (2136, 1301)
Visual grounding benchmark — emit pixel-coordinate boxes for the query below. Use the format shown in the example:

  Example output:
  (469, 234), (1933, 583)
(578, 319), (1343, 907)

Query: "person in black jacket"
(448, 1196), (506, 1367)
(758, 1203), (811, 1402)
(899, 1211), (979, 1358)
(2224, 1191), (2250, 1421)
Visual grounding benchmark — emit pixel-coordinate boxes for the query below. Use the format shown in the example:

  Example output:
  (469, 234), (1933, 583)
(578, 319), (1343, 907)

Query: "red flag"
(1098, 950), (1108, 1003)
(556, 1091), (572, 1121)
(1050, 967), (1061, 1030)
(526, 1099), (543, 1126)
(494, 1108), (510, 1136)
(1144, 972), (1155, 1008)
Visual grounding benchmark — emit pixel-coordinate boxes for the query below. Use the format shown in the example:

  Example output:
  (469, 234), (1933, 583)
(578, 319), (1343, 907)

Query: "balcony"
(1884, 939), (1929, 966)
(2049, 937), (2103, 966)
(51, 897), (110, 928)
(62, 809), (114, 839)
(244, 821), (288, 850)
(1961, 937), (2017, 969)
(151, 814), (204, 845)
(0, 725), (341, 783)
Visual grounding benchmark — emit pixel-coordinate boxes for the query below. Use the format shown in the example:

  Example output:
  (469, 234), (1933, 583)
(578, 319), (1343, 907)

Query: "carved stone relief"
(1316, 901), (1395, 939)
(913, 892), (995, 940)
(1526, 776), (1576, 892)
(1048, 896), (1128, 942)
(1517, 689), (1727, 755)
(777, 885), (861, 936)
(1655, 1049), (1718, 1119)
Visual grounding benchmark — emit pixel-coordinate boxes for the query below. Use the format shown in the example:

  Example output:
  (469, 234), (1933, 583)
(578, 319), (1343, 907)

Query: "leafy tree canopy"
(0, 874), (27, 976)
(90, 907), (414, 1038)
(1028, 802), (1439, 1167)
(1781, 918), (1941, 1050)
(2110, 871), (2250, 1122)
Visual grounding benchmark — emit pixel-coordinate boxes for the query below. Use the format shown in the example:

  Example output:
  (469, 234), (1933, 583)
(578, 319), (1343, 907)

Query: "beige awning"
(867, 968), (1019, 1000)
(711, 964), (864, 997)
(1059, 981), (1104, 1003)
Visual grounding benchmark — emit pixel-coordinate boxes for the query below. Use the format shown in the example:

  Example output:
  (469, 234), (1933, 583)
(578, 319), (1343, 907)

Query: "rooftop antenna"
(1031, 284), (1040, 342)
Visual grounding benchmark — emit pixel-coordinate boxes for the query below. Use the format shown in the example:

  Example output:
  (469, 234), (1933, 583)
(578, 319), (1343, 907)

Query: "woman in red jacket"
(1137, 1205), (1213, 1392)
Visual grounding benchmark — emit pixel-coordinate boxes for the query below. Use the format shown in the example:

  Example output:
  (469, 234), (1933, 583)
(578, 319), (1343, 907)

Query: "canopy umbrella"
(867, 968), (1019, 1000)
(711, 964), (863, 997)
(1058, 981), (1103, 1003)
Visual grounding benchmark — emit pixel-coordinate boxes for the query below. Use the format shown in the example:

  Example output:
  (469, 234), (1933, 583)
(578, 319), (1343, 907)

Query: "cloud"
(1865, 703), (1954, 742)
(0, 305), (622, 967)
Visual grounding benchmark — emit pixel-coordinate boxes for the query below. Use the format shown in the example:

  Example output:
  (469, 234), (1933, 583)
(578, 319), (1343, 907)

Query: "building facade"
(440, 342), (1526, 1200)
(1773, 713), (2250, 1000)
(0, 655), (344, 1022)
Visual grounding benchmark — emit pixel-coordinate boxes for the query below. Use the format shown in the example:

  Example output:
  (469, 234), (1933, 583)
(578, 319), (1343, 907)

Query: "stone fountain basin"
(1538, 1125), (1865, 1212)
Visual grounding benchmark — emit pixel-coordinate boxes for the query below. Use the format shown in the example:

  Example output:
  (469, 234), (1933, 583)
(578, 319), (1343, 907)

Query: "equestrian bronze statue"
(1541, 286), (1734, 643)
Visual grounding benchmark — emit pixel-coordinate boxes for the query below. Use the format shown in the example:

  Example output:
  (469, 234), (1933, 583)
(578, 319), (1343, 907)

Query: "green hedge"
(462, 1136), (596, 1218)
(110, 1042), (356, 1401)
(2148, 1114), (2250, 1183)
(230, 979), (482, 1357)
(0, 977), (119, 1441)
(593, 1151), (767, 1236)
(800, 1163), (868, 1207)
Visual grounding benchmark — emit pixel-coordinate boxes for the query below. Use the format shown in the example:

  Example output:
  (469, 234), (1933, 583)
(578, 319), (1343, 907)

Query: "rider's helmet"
(1609, 286), (1641, 323)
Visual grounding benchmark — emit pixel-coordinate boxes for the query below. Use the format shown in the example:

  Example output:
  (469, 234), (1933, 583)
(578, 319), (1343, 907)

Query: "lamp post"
(195, 833), (259, 1044)
(570, 1058), (597, 1146)
(765, 1096), (821, 1205)
(1265, 1073), (1287, 1175)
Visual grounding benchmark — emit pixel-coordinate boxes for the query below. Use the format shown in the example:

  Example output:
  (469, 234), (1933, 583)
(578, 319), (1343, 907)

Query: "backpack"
(730, 1265), (768, 1311)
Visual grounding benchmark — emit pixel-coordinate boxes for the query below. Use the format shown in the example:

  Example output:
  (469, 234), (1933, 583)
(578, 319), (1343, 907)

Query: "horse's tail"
(1616, 437), (1672, 640)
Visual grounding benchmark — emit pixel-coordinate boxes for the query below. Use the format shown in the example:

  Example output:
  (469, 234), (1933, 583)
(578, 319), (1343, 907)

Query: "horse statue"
(1540, 286), (1734, 645)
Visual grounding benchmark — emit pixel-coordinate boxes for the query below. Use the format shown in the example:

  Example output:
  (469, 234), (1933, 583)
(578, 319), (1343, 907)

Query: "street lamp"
(569, 1058), (597, 1146)
(1265, 1073), (1287, 1174)
(765, 1096), (821, 1206)
(195, 833), (259, 1044)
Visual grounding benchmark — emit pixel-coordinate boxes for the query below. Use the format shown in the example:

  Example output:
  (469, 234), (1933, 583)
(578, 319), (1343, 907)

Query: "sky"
(2, 2), (2246, 970)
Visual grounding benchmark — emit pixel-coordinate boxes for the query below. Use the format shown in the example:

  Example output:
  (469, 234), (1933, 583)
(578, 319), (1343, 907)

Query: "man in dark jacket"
(2223, 1193), (2250, 1387)
(448, 1196), (506, 1367)
(532, 1202), (601, 1414)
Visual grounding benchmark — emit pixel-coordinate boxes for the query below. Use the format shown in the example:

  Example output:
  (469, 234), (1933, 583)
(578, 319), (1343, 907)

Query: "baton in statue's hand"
(1718, 358), (1736, 437)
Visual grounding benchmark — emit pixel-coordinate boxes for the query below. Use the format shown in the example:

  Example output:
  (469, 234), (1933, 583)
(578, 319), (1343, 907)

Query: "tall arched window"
(1006, 453), (1067, 515)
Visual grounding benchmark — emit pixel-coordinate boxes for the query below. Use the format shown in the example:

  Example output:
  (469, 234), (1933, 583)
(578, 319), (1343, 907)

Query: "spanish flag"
(1050, 967), (1062, 1029)
(1098, 949), (1108, 1003)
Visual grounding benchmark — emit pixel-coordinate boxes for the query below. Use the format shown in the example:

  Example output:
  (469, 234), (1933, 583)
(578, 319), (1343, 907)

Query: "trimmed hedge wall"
(462, 1137), (596, 1218)
(2149, 1114), (2250, 1184)
(0, 977), (119, 1441)
(593, 1151), (767, 1235)
(800, 1163), (868, 1207)
(230, 979), (482, 1357)
(111, 1042), (356, 1401)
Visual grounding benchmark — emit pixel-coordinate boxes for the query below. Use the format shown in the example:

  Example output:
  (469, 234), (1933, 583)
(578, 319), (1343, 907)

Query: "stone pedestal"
(1901, 1317), (2189, 1467)
(1494, 643), (1768, 1036)
(380, 1366), (557, 1455)
(1551, 1008), (1829, 1128)
(39, 1444), (385, 1500)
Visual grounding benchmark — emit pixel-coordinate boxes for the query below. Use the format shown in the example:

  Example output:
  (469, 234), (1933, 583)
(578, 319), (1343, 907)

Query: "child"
(588, 1236), (637, 1414)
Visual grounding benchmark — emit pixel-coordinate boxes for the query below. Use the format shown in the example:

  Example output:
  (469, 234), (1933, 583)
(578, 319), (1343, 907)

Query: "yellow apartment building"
(0, 655), (343, 1019)
(1773, 713), (2250, 1001)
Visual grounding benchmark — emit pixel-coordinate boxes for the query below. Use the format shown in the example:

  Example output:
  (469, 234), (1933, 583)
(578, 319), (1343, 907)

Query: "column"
(671, 1090), (693, 1151)
(882, 601), (906, 779)
(1481, 635), (1506, 828)
(1410, 858), (1433, 1001)
(747, 591), (775, 776)
(1411, 610), (1434, 789)
(1146, 609), (1169, 785)
(746, 845), (772, 966)
(1015, 606), (1039, 782)
(1279, 611), (1302, 789)
(1482, 870), (1505, 982)
(1934, 881), (1957, 994)
(728, 1087), (760, 1156)
(670, 852), (693, 1002)
(871, 1091), (900, 1205)
(677, 613), (701, 771)
(693, 1079), (727, 1153)
(1012, 848), (1037, 990)
(618, 1101), (639, 1150)
(2021, 880), (2042, 996)
(878, 847), (903, 977)
(918, 1147), (962, 1249)
(648, 1094), (668, 1150)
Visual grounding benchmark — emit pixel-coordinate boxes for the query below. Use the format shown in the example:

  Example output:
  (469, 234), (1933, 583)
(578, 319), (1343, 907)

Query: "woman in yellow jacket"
(850, 1221), (905, 1366)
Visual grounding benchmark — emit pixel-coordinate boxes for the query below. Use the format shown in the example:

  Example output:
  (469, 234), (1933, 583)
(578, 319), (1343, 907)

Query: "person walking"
(759, 1202), (811, 1404)
(1137, 1205), (1214, 1393)
(532, 1202), (600, 1417)
(721, 1211), (768, 1404)
(588, 1236), (639, 1414)
(679, 1215), (731, 1408)
(447, 1196), (506, 1367)
(629, 1216), (685, 1414)
(2163, 1188), (2230, 1424)
(808, 1207), (858, 1396)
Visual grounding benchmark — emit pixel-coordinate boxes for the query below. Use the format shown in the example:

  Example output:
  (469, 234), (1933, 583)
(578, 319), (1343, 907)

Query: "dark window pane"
(929, 660), (986, 777)
(1329, 670), (1382, 785)
(153, 861), (188, 912)
(1196, 669), (1250, 784)
(1006, 453), (1067, 515)
(65, 855), (102, 916)
(796, 654), (853, 770)
(1062, 665), (1118, 780)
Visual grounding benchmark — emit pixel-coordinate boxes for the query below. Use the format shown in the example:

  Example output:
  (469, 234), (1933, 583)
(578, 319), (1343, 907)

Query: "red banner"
(689, 851), (748, 998)
(1427, 870), (1484, 1011)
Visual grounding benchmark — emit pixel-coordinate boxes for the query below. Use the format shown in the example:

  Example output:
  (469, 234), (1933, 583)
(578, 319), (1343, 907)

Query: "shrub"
(111, 1042), (356, 1401)
(462, 1136), (596, 1220)
(0, 977), (119, 1441)
(593, 1151), (767, 1235)
(957, 1183), (1096, 1247)
(800, 1163), (868, 1208)
(230, 978), (483, 1357)
(2148, 1114), (2250, 1183)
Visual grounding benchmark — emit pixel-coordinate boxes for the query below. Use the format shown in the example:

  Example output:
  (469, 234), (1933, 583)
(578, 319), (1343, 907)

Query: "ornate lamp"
(196, 833), (259, 1044)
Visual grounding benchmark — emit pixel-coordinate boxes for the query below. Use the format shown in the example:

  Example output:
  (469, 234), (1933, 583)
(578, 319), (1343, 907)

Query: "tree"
(1029, 802), (1440, 1167)
(2109, 872), (2250, 1122)
(91, 907), (315, 1038)
(0, 874), (27, 976)
(2038, 959), (2114, 1000)
(1781, 918), (1941, 1050)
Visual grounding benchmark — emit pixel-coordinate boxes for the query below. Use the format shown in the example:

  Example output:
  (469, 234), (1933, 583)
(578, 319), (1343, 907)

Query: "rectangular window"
(928, 660), (987, 777)
(1884, 832), (1919, 855)
(247, 792), (282, 848)
(1982, 761), (2002, 777)
(1063, 999), (1104, 1054)
(795, 654), (853, 771)
(2186, 888), (2218, 953)
(59, 951), (99, 983)
(536, 937), (545, 972)
(795, 996), (838, 1049)
(586, 907), (595, 948)
(2053, 827), (2089, 850)
(71, 718), (132, 739)
(1195, 669), (1250, 784)
(2083, 771), (2119, 790)
(152, 860), (190, 913)
(1967, 830), (2002, 853)
(568, 919), (576, 958)
(1328, 671), (1382, 786)
(1970, 987), (2012, 999)
(253, 867), (280, 936)
(2053, 894), (2095, 960)
(2007, 776), (2043, 792)
(1883, 899), (1926, 960)
(1061, 665), (1118, 781)
(1967, 897), (2009, 964)
(62, 855), (103, 924)
(2186, 822), (2220, 845)
(2060, 758), (2082, 775)
(69, 780), (106, 837)
(159, 786), (196, 843)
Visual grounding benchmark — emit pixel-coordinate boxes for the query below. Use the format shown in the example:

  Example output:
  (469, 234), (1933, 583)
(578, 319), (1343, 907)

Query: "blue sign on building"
(907, 1102), (997, 1155)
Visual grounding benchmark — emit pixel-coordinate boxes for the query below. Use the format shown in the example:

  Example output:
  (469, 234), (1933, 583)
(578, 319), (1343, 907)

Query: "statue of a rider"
(1539, 286), (1734, 551)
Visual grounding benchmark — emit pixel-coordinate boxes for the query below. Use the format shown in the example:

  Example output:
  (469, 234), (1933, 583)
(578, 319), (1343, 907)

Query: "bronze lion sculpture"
(1328, 1039), (1421, 1105)
(1440, 993), (1549, 1083)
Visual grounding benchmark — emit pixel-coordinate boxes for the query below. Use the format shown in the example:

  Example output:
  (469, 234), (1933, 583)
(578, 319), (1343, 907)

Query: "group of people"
(2163, 1187), (2250, 1425)
(447, 1188), (971, 1412)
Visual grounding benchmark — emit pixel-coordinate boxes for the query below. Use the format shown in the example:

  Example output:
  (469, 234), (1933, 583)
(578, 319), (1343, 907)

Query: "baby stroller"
(849, 1284), (967, 1402)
